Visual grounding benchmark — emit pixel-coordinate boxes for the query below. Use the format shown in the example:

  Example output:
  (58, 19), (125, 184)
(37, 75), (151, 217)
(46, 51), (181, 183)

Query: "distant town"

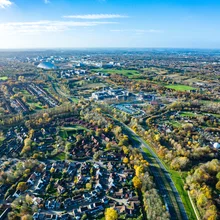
(0, 49), (219, 220)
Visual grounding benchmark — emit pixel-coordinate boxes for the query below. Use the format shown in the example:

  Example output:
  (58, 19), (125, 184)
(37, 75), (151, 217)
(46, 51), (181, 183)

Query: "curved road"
(110, 116), (188, 220)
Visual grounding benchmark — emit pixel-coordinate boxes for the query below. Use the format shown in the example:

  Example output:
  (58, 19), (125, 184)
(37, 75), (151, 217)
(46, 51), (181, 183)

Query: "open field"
(70, 97), (79, 103)
(61, 125), (89, 132)
(143, 67), (168, 74)
(91, 68), (140, 78)
(53, 152), (66, 160)
(0, 76), (8, 80)
(60, 125), (90, 137)
(20, 89), (30, 95)
(27, 100), (44, 110)
(180, 111), (220, 118)
(167, 120), (182, 128)
(180, 112), (200, 117)
(82, 82), (106, 88)
(165, 84), (196, 91)
(169, 170), (197, 220)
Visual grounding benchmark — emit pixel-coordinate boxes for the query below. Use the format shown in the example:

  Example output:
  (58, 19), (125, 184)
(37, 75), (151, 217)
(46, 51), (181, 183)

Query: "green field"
(60, 125), (90, 138)
(20, 89), (30, 95)
(71, 98), (79, 103)
(61, 125), (89, 132)
(91, 68), (140, 78)
(169, 170), (197, 220)
(168, 120), (182, 128)
(33, 103), (44, 110)
(59, 130), (68, 139)
(210, 113), (220, 118)
(54, 152), (66, 160)
(27, 100), (44, 110)
(165, 84), (196, 91)
(181, 111), (220, 118)
(180, 112), (199, 117)
(0, 76), (8, 81)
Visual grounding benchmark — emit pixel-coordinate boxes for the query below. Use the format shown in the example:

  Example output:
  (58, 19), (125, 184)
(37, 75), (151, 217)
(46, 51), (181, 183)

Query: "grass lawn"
(53, 152), (66, 160)
(20, 89), (30, 95)
(180, 112), (196, 117)
(91, 68), (140, 78)
(43, 86), (51, 93)
(60, 125), (90, 138)
(61, 125), (90, 132)
(27, 100), (44, 110)
(46, 184), (58, 196)
(71, 98), (79, 103)
(169, 170), (197, 220)
(181, 111), (220, 118)
(143, 147), (154, 159)
(200, 100), (220, 104)
(210, 113), (220, 118)
(143, 67), (168, 74)
(0, 76), (8, 81)
(180, 112), (199, 117)
(165, 84), (196, 91)
(33, 103), (44, 109)
(59, 130), (68, 139)
(168, 120), (182, 128)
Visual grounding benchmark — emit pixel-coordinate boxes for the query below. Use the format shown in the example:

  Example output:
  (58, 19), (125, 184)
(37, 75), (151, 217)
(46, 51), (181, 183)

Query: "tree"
(43, 113), (49, 119)
(132, 176), (142, 189)
(21, 138), (32, 155)
(197, 193), (207, 207)
(105, 208), (118, 220)
(21, 215), (32, 220)
(8, 211), (17, 220)
(86, 183), (92, 190)
(170, 157), (190, 170)
(122, 146), (129, 155)
(182, 123), (193, 131)
(16, 182), (28, 192)
(50, 167), (55, 173)
(123, 157), (129, 164)
(135, 165), (144, 177)
(106, 143), (112, 149)
(154, 134), (160, 142)
(81, 214), (88, 220)
(9, 195), (37, 219)
(216, 181), (220, 191)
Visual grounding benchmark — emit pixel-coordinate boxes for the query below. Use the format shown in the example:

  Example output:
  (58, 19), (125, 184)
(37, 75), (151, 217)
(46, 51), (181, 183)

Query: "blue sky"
(0, 0), (220, 48)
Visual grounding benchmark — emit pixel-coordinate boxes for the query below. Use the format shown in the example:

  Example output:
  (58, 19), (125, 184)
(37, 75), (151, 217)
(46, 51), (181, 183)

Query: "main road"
(109, 115), (189, 220)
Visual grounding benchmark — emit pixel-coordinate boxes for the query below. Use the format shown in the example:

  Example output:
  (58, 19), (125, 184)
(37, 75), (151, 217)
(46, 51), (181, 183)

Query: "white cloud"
(111, 29), (163, 33)
(63, 14), (128, 19)
(0, 20), (117, 35)
(44, 0), (50, 4)
(0, 0), (12, 9)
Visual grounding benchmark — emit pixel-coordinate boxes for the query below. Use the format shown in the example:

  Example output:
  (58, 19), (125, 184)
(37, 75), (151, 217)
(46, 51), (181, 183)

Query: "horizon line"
(0, 47), (220, 51)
